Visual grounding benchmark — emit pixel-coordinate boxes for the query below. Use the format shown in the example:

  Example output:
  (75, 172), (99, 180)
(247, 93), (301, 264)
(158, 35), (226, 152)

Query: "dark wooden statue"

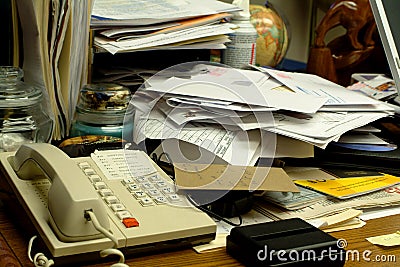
(307, 0), (383, 86)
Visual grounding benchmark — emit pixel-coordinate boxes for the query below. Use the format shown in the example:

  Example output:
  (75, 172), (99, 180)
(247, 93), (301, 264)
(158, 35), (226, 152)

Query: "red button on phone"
(122, 218), (139, 228)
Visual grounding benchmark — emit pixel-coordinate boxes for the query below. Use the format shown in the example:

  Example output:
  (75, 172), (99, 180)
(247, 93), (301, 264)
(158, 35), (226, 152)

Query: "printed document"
(91, 0), (240, 25)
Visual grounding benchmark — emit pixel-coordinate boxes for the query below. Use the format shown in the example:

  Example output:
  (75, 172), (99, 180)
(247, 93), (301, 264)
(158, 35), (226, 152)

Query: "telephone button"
(148, 175), (162, 182)
(111, 203), (126, 212)
(78, 162), (91, 169)
(94, 182), (107, 190)
(122, 178), (135, 184)
(104, 195), (119, 204)
(155, 181), (168, 188)
(99, 188), (113, 197)
(147, 189), (161, 197)
(132, 191), (146, 199)
(141, 182), (155, 190)
(126, 184), (140, 192)
(167, 194), (181, 203)
(162, 187), (175, 194)
(139, 198), (154, 207)
(83, 168), (96, 175)
(122, 218), (139, 228)
(116, 210), (132, 220)
(88, 174), (102, 183)
(135, 176), (148, 183)
(154, 196), (168, 204)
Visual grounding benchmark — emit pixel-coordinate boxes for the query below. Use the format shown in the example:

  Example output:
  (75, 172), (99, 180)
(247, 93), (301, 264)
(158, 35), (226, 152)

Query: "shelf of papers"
(88, 0), (239, 93)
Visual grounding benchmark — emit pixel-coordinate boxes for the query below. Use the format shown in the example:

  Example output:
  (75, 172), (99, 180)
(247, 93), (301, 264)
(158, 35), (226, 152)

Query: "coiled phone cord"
(86, 210), (129, 267)
(28, 236), (54, 267)
(27, 211), (130, 267)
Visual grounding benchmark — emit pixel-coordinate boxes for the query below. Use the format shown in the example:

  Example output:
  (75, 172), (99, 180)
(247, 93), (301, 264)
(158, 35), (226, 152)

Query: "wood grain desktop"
(1, 202), (400, 267)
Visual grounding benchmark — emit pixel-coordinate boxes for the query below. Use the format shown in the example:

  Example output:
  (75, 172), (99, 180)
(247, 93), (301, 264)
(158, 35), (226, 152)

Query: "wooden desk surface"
(1, 202), (400, 267)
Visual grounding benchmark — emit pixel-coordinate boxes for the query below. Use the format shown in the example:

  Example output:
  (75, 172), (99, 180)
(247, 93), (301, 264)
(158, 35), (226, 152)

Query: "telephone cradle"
(0, 143), (216, 266)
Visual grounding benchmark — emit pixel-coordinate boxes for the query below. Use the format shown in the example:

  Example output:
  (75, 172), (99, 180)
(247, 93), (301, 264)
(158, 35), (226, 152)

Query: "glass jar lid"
(77, 83), (131, 112)
(0, 67), (42, 108)
(0, 66), (23, 84)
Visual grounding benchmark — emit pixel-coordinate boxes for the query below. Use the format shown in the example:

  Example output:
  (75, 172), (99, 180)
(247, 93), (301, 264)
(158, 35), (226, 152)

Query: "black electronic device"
(226, 218), (346, 267)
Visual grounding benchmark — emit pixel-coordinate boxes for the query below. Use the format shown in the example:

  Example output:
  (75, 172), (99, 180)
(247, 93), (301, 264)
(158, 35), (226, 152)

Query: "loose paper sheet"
(367, 232), (400, 246)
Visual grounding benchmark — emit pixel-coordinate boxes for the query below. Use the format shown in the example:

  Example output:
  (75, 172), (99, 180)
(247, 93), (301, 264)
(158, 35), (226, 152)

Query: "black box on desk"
(226, 218), (345, 267)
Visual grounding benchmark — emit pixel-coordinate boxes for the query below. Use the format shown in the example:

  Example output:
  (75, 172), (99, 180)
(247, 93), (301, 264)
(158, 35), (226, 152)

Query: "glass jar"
(70, 83), (133, 139)
(0, 66), (53, 151)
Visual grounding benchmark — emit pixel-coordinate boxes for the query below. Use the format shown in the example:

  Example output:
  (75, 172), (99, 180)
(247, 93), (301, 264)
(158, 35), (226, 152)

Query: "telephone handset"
(10, 143), (110, 242)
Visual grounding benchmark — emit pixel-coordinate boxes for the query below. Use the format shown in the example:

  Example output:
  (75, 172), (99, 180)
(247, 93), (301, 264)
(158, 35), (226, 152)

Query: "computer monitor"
(370, 0), (400, 104)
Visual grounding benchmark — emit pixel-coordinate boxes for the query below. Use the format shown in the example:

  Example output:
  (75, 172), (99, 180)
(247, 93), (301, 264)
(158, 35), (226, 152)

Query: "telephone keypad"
(123, 175), (183, 206)
(77, 159), (185, 229)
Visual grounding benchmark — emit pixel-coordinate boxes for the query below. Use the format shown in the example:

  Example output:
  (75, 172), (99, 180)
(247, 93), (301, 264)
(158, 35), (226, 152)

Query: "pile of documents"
(255, 177), (400, 231)
(131, 62), (393, 166)
(91, 0), (239, 54)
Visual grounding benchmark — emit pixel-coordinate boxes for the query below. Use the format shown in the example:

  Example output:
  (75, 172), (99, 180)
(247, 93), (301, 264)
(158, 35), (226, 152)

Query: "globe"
(250, 4), (290, 67)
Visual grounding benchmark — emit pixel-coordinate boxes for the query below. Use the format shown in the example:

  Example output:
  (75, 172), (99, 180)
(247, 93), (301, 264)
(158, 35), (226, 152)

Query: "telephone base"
(33, 232), (215, 266)
(0, 145), (217, 265)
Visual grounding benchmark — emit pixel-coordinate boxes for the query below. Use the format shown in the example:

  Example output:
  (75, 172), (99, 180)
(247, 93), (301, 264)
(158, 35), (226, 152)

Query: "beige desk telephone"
(0, 143), (216, 265)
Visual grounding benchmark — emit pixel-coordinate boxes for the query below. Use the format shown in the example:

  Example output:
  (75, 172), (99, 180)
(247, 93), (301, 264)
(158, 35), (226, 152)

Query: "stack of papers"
(131, 62), (393, 166)
(91, 0), (239, 54)
(254, 167), (400, 231)
(255, 183), (400, 223)
(16, 0), (93, 139)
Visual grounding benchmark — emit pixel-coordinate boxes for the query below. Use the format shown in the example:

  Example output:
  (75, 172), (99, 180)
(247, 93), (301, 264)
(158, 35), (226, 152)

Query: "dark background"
(1, 0), (13, 66)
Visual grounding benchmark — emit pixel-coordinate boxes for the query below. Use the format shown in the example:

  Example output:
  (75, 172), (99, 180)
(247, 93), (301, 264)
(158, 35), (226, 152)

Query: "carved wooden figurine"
(307, 0), (378, 85)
